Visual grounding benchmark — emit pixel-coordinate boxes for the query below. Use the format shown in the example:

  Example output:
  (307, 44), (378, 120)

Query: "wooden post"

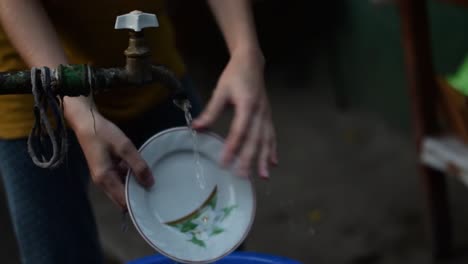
(397, 0), (452, 259)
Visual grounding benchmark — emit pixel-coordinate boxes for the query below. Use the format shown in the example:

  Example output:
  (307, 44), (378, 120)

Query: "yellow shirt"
(0, 0), (185, 139)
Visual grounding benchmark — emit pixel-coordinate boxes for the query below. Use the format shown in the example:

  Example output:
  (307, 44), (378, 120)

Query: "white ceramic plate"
(125, 127), (256, 264)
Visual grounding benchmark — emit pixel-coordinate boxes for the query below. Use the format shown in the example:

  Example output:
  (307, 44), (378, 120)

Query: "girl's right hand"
(64, 96), (154, 210)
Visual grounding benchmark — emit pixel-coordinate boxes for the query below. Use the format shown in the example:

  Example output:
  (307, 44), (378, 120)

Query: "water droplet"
(308, 227), (316, 236)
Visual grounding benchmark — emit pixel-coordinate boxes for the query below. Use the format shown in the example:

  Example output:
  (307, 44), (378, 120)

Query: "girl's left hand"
(192, 48), (278, 179)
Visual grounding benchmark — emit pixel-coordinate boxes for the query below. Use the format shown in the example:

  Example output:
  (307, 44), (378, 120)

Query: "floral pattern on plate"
(165, 186), (237, 248)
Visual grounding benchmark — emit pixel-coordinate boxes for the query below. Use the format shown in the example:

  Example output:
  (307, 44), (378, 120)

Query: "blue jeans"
(0, 78), (202, 264)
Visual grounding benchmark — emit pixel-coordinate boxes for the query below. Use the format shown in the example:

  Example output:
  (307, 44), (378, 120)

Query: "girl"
(0, 1), (277, 263)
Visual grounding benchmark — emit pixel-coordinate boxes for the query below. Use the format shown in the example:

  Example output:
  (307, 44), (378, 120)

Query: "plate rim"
(125, 126), (257, 264)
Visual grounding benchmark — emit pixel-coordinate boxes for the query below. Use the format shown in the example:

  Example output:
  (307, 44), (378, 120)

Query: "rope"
(27, 67), (68, 169)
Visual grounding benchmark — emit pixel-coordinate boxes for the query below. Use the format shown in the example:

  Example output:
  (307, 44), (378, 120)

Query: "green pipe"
(0, 63), (186, 99)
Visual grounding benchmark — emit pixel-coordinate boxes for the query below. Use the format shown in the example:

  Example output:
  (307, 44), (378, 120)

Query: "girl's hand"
(64, 97), (154, 210)
(193, 49), (278, 179)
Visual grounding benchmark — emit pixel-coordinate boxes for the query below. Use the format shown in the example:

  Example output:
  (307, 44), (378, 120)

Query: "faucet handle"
(115, 10), (159, 32)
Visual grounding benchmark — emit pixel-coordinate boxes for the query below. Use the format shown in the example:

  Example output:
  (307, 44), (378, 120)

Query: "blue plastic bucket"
(127, 252), (302, 264)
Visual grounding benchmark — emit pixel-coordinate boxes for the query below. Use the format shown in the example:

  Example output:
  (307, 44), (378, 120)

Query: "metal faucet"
(117, 10), (157, 85)
(0, 10), (187, 101)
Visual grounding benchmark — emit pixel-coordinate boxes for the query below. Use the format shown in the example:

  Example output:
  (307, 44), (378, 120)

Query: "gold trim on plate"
(164, 186), (218, 225)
